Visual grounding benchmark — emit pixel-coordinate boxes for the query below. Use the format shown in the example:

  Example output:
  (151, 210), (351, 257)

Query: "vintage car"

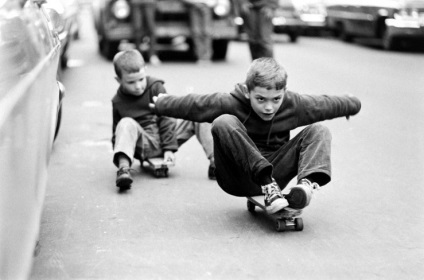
(295, 0), (327, 34)
(234, 0), (304, 42)
(326, 0), (424, 50)
(43, 0), (80, 68)
(273, 0), (305, 42)
(91, 0), (239, 60)
(0, 0), (65, 278)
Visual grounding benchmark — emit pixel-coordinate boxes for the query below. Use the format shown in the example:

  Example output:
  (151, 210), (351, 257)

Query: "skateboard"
(247, 196), (303, 232)
(142, 157), (174, 178)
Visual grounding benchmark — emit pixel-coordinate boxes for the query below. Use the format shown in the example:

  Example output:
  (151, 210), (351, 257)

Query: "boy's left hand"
(164, 151), (175, 166)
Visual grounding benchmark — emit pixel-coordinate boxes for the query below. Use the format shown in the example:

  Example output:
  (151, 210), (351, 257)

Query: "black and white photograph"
(1, 0), (423, 279)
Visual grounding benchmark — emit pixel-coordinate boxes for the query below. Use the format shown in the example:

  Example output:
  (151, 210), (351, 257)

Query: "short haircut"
(113, 49), (145, 78)
(245, 57), (288, 92)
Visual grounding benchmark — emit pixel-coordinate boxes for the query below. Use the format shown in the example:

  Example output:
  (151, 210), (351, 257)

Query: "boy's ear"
(114, 76), (120, 84)
(240, 84), (250, 99)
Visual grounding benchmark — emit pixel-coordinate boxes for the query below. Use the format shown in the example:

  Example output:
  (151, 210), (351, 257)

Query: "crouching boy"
(112, 50), (215, 189)
(150, 57), (361, 213)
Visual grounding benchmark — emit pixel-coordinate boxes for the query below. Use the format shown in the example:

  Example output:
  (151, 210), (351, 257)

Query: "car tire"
(212, 39), (229, 60)
(382, 30), (399, 51)
(336, 22), (353, 42)
(288, 32), (298, 43)
(99, 38), (119, 60)
(54, 105), (62, 141)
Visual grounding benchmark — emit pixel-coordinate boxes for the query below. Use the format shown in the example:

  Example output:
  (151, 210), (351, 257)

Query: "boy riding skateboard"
(111, 50), (215, 189)
(150, 57), (361, 213)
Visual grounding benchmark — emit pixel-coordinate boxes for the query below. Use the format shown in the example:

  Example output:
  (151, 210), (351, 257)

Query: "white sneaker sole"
(266, 198), (289, 214)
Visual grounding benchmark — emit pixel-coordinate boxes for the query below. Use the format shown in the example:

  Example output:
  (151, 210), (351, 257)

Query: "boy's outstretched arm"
(150, 92), (228, 123)
(297, 94), (361, 126)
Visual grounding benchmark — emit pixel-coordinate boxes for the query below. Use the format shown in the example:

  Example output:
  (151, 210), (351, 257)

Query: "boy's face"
(116, 68), (147, 96)
(246, 86), (285, 121)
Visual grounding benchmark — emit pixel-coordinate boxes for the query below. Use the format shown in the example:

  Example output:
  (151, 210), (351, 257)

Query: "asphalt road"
(30, 6), (424, 280)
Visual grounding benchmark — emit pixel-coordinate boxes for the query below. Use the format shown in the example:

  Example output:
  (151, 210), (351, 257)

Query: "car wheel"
(212, 39), (229, 60)
(99, 38), (119, 60)
(382, 30), (399, 51)
(288, 32), (298, 43)
(54, 105), (62, 141)
(337, 22), (353, 42)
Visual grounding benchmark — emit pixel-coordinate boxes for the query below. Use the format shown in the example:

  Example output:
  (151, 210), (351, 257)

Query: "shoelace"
(261, 181), (281, 197)
(117, 167), (135, 175)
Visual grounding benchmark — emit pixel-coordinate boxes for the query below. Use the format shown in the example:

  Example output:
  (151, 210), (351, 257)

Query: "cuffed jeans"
(211, 115), (332, 197)
(131, 2), (158, 59)
(243, 7), (274, 60)
(113, 117), (213, 166)
(188, 3), (212, 61)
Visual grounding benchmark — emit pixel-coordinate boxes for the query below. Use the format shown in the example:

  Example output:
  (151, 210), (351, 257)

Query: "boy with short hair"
(150, 57), (361, 213)
(112, 49), (214, 189)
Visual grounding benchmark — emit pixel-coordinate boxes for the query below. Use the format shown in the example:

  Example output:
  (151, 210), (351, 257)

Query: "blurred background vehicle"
(43, 0), (81, 68)
(91, 0), (238, 60)
(326, 0), (424, 50)
(272, 0), (305, 42)
(295, 0), (328, 35)
(234, 0), (304, 43)
(0, 0), (65, 278)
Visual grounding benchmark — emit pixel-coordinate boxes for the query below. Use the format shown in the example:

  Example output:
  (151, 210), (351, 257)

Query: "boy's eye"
(274, 97), (281, 102)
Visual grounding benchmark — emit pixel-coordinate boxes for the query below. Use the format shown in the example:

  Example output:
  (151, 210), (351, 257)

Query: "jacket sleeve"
(155, 92), (230, 123)
(153, 83), (179, 152)
(296, 94), (361, 127)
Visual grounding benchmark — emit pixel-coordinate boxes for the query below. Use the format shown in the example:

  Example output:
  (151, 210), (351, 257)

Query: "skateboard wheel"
(295, 218), (303, 231)
(247, 200), (256, 213)
(164, 169), (169, 177)
(275, 220), (286, 232)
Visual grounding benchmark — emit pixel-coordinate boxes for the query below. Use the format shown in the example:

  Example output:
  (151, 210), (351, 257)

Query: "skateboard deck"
(142, 157), (174, 178)
(247, 195), (303, 232)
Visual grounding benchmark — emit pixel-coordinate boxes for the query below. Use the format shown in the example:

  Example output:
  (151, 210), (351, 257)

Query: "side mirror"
(40, 0), (66, 35)
(43, 6), (65, 35)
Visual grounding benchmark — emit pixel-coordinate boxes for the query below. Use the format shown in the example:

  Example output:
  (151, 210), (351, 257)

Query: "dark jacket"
(154, 84), (361, 150)
(112, 76), (178, 152)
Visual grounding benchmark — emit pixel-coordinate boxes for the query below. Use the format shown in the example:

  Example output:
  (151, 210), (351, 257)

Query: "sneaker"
(282, 178), (319, 209)
(116, 167), (133, 189)
(208, 159), (216, 180)
(261, 180), (289, 214)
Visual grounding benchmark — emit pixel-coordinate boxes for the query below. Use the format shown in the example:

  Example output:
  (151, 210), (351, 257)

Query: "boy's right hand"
(149, 93), (166, 110)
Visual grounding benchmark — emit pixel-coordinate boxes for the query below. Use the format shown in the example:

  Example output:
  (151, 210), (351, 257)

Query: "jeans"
(113, 117), (213, 166)
(242, 7), (274, 60)
(211, 115), (332, 197)
(131, 2), (157, 59)
(188, 3), (212, 61)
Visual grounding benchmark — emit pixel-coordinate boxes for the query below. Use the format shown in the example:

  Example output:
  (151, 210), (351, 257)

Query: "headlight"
(214, 0), (230, 17)
(112, 0), (130, 20)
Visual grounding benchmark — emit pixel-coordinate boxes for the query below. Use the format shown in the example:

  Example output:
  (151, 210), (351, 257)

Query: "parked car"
(234, 0), (304, 42)
(295, 0), (328, 35)
(326, 0), (424, 50)
(273, 0), (305, 42)
(0, 0), (65, 278)
(91, 0), (239, 60)
(43, 0), (80, 68)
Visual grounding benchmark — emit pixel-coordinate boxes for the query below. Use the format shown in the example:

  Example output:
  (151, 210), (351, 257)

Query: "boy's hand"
(149, 93), (166, 110)
(164, 151), (175, 166)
